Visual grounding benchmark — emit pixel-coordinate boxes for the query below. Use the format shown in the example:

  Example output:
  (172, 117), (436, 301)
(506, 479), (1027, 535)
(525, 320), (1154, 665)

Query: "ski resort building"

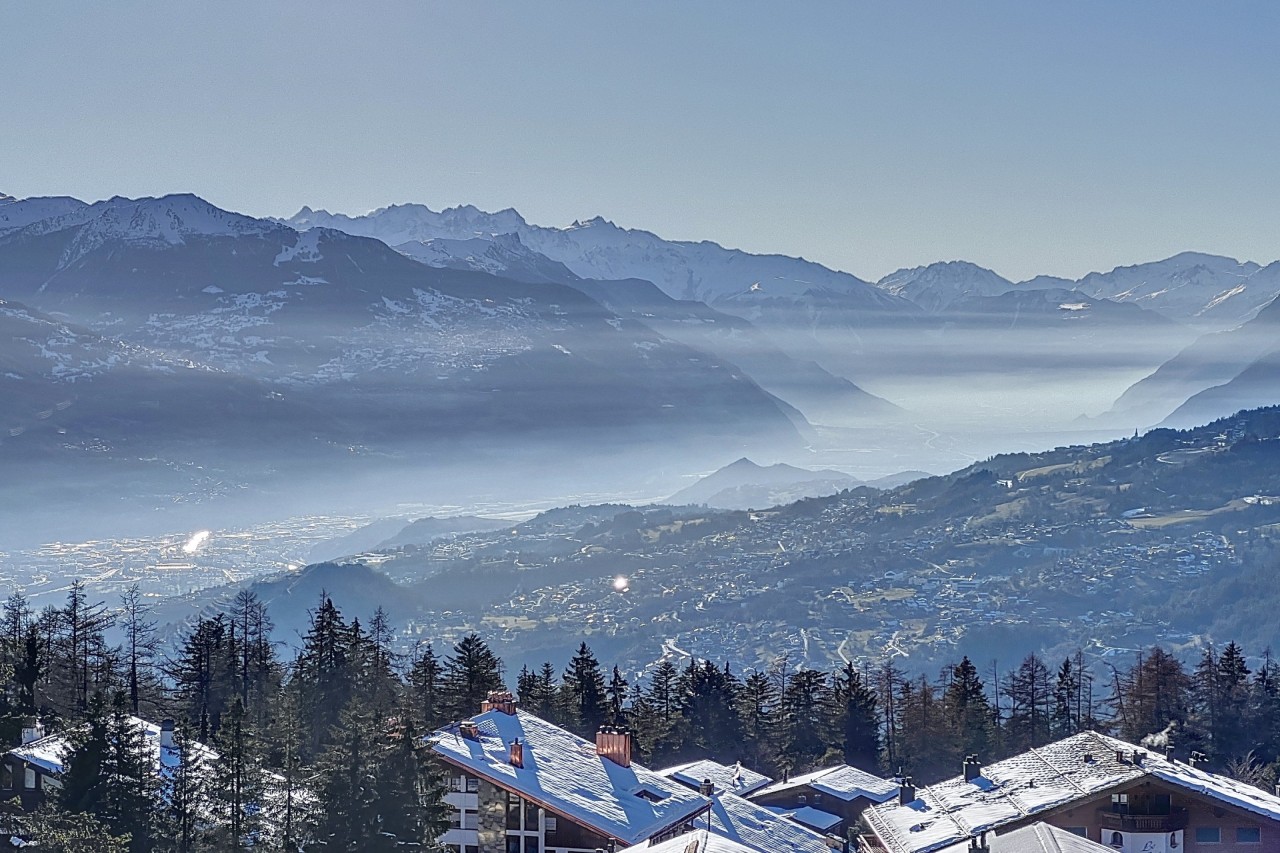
(750, 763), (898, 838)
(859, 731), (1280, 853)
(429, 691), (842, 853)
(1, 715), (214, 811)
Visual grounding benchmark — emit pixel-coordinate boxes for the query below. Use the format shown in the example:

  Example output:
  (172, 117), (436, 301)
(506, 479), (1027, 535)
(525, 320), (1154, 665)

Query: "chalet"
(429, 692), (711, 853)
(936, 822), (1113, 853)
(1, 715), (213, 811)
(659, 759), (772, 798)
(749, 763), (897, 838)
(860, 731), (1280, 853)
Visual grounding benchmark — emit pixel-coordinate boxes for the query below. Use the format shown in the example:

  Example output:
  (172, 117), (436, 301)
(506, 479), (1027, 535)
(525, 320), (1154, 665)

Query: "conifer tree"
(560, 642), (609, 738)
(832, 662), (880, 769)
(409, 642), (443, 729)
(377, 711), (450, 848)
(308, 699), (385, 852)
(941, 657), (993, 767)
(59, 692), (110, 816)
(439, 633), (504, 721)
(606, 665), (630, 725)
(780, 668), (830, 771)
(120, 585), (161, 718)
(292, 598), (354, 758)
(209, 698), (266, 849)
(1003, 653), (1052, 751)
(155, 721), (213, 853)
(736, 669), (781, 774)
(99, 692), (160, 853)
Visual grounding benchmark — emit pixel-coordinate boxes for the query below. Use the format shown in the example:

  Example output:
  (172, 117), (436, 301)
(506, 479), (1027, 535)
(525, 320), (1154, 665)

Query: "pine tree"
(209, 698), (266, 849)
(560, 642), (609, 738)
(377, 711), (450, 848)
(606, 665), (630, 725)
(99, 692), (160, 853)
(736, 669), (781, 775)
(439, 633), (504, 721)
(308, 699), (385, 852)
(155, 721), (213, 853)
(171, 615), (235, 742)
(120, 585), (161, 718)
(59, 692), (111, 816)
(1111, 647), (1191, 744)
(3, 801), (131, 853)
(832, 662), (880, 769)
(409, 642), (443, 729)
(292, 598), (354, 758)
(941, 657), (993, 769)
(780, 668), (831, 771)
(1003, 653), (1052, 751)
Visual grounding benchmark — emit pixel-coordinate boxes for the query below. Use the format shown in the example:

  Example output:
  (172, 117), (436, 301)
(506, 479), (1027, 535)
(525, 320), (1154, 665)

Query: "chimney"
(1189, 751), (1207, 769)
(699, 777), (715, 796)
(963, 755), (981, 783)
(459, 721), (480, 741)
(508, 738), (524, 768)
(596, 726), (633, 768)
(160, 718), (175, 750)
(481, 690), (517, 715)
(1133, 750), (1145, 765)
(899, 776), (916, 806)
(20, 717), (44, 745)
(968, 832), (989, 852)
(1164, 743), (1175, 762)
(1115, 749), (1127, 764)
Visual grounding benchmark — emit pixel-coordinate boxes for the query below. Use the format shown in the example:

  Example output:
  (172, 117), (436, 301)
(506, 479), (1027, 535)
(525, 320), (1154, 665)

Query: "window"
(797, 794), (807, 805)
(465, 777), (479, 793)
(1194, 827), (1221, 844)
(1111, 793), (1128, 814)
(812, 793), (822, 804)
(24, 767), (35, 790)
(1236, 827), (1261, 844)
(449, 776), (462, 792)
(1, 764), (11, 790)
(543, 816), (557, 832)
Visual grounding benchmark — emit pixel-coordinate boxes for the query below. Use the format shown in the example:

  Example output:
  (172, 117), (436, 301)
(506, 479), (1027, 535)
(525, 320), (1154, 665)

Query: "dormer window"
(634, 787), (669, 803)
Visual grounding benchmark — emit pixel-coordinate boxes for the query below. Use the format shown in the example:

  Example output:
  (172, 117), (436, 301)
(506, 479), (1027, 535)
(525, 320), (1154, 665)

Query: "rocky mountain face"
(876, 261), (1014, 313)
(1021, 252), (1279, 331)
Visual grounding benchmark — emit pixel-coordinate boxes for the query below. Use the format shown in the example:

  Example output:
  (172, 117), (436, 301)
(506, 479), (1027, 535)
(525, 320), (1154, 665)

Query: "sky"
(2, 1), (1277, 282)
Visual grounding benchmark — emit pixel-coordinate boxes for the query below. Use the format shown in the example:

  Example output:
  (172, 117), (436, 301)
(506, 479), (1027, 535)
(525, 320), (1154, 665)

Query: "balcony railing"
(1097, 808), (1189, 832)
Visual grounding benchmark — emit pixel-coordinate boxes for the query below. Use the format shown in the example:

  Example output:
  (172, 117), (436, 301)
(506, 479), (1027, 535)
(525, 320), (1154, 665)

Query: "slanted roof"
(618, 829), (761, 853)
(937, 822), (1112, 853)
(704, 789), (834, 853)
(753, 763), (896, 803)
(660, 759), (772, 796)
(764, 804), (843, 832)
(864, 731), (1280, 853)
(7, 717), (217, 778)
(429, 710), (709, 846)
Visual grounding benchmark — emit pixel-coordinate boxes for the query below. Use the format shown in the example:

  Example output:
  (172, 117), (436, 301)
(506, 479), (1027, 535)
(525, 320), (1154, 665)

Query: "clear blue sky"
(3, 1), (1277, 281)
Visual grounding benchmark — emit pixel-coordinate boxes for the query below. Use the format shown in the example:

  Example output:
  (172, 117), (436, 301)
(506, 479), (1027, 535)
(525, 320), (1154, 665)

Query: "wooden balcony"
(1097, 807), (1189, 832)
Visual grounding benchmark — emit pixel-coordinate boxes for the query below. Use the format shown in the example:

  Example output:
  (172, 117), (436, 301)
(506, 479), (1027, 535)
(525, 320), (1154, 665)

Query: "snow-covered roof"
(864, 731), (1280, 853)
(704, 789), (835, 853)
(6, 716), (217, 778)
(753, 763), (896, 803)
(936, 822), (1111, 853)
(659, 758), (772, 796)
(429, 710), (709, 845)
(617, 829), (760, 853)
(765, 804), (843, 832)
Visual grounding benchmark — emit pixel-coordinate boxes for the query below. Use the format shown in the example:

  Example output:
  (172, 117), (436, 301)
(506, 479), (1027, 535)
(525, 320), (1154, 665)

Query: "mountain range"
(2, 191), (1278, 541)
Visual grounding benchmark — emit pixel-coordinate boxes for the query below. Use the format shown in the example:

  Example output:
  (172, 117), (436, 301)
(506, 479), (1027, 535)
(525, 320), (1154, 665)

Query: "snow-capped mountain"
(1020, 252), (1278, 331)
(283, 203), (913, 314)
(393, 232), (580, 285)
(0, 194), (809, 460)
(875, 261), (1014, 313)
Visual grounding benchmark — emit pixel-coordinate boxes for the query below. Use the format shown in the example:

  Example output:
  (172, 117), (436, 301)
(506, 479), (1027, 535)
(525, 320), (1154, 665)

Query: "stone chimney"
(596, 726), (632, 768)
(160, 718), (175, 750)
(963, 755), (981, 782)
(699, 777), (715, 796)
(508, 738), (524, 769)
(481, 690), (517, 715)
(20, 717), (44, 745)
(898, 776), (916, 806)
